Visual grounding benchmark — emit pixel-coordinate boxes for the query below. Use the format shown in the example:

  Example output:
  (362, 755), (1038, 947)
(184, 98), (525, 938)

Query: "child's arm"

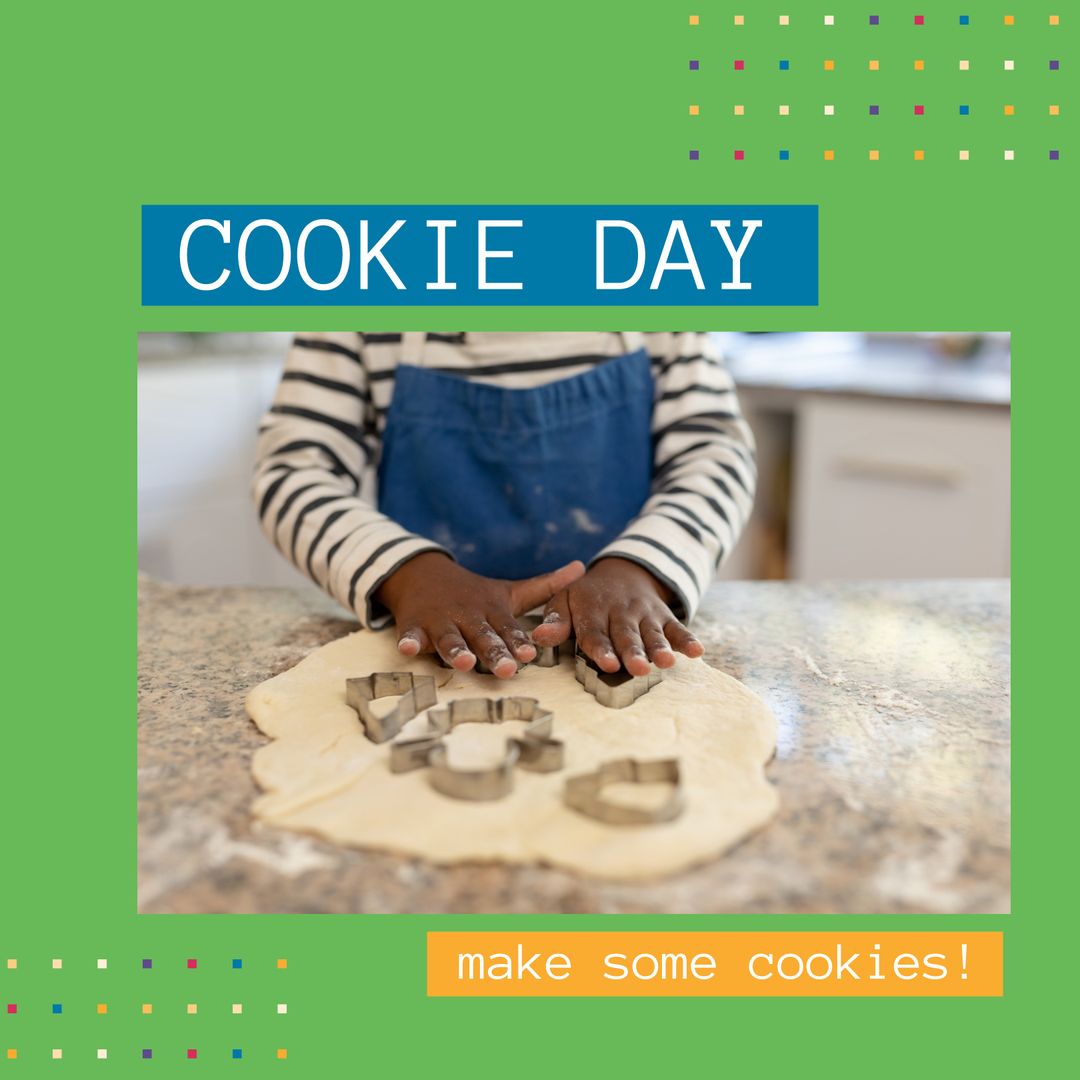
(533, 332), (755, 674)
(252, 333), (448, 629)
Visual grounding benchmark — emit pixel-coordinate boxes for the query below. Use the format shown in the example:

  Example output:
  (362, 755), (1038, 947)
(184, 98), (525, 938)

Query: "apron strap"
(401, 332), (427, 367)
(620, 331), (646, 353)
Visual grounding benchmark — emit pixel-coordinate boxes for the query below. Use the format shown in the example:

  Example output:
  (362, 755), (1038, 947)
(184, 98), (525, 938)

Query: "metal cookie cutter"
(575, 648), (663, 709)
(563, 757), (684, 825)
(345, 672), (438, 744)
(389, 697), (564, 800)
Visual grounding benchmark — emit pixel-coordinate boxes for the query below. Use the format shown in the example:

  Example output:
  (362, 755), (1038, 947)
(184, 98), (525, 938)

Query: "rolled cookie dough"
(246, 629), (778, 880)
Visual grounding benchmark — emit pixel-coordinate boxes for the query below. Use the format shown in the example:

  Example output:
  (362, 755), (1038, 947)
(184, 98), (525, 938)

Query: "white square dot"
(959, 59), (970, 71)
(97, 1050), (108, 1061)
(1004, 149), (1015, 160)
(824, 15), (834, 25)
(51, 959), (62, 970)
(96, 959), (107, 970)
(779, 104), (790, 116)
(277, 1003), (288, 1014)
(52, 1050), (63, 1060)
(959, 150), (970, 160)
(232, 1003), (243, 1015)
(824, 104), (835, 116)
(1004, 59), (1015, 70)
(779, 15), (789, 26)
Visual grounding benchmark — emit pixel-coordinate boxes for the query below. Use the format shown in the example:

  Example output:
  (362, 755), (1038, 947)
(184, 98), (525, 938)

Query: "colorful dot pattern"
(1, 957), (289, 1062)
(685, 11), (1067, 163)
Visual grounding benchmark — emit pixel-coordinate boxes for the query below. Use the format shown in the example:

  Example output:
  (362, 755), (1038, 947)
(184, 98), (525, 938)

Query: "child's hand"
(374, 553), (585, 678)
(531, 558), (704, 676)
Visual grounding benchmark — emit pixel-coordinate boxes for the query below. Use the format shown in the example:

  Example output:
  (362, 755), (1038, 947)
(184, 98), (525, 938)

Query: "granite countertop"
(137, 577), (1010, 914)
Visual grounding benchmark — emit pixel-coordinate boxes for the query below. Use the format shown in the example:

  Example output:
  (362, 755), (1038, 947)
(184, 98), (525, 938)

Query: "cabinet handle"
(832, 456), (963, 489)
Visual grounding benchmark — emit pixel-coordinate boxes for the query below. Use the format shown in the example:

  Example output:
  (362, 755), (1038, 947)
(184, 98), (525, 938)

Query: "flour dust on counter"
(245, 628), (778, 881)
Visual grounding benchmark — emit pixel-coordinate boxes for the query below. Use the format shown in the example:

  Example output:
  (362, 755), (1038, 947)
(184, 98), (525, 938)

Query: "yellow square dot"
(1050, 15), (1059, 26)
(97, 1004), (108, 1015)
(868, 150), (879, 161)
(277, 1049), (288, 1060)
(734, 15), (744, 26)
(824, 59), (835, 71)
(1004, 104), (1015, 116)
(187, 1003), (198, 1015)
(1004, 15), (1015, 26)
(778, 104), (790, 116)
(688, 104), (699, 116)
(914, 149), (925, 161)
(868, 59), (879, 71)
(277, 959), (288, 969)
(778, 15), (789, 26)
(52, 1050), (63, 1060)
(733, 104), (744, 116)
(914, 59), (925, 71)
(824, 149), (835, 161)
(232, 1003), (243, 1015)
(1050, 104), (1060, 115)
(959, 150), (970, 161)
(959, 59), (970, 71)
(142, 1004), (153, 1015)
(51, 959), (62, 970)
(689, 15), (699, 26)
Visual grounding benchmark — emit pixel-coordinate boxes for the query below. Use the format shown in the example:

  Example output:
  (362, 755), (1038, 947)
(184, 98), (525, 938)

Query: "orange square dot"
(689, 15), (699, 26)
(869, 150), (880, 161)
(868, 59), (879, 71)
(4, 961), (14, 971)
(914, 149), (925, 161)
(1050, 104), (1060, 115)
(7, 1050), (16, 1060)
(823, 149), (835, 161)
(734, 15), (744, 26)
(277, 959), (288, 970)
(824, 59), (835, 71)
(97, 1004), (108, 1015)
(1004, 104), (1015, 115)
(187, 1003), (198, 1015)
(1050, 15), (1059, 26)
(914, 59), (925, 71)
(733, 104), (744, 116)
(277, 1049), (288, 1060)
(688, 104), (699, 116)
(142, 1004), (153, 1015)
(1004, 15), (1015, 26)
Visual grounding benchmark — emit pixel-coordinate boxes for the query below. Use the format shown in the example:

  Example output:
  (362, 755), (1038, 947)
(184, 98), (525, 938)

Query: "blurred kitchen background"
(137, 331), (1010, 588)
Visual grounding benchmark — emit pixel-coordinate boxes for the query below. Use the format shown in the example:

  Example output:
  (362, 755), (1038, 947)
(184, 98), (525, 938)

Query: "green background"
(3, 0), (1068, 1075)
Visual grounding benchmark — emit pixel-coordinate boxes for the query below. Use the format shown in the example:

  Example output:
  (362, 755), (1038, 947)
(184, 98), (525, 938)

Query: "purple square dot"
(869, 15), (879, 26)
(142, 1050), (153, 1060)
(689, 150), (699, 161)
(1050, 150), (1060, 160)
(142, 959), (152, 969)
(689, 59), (699, 71)
(1049, 59), (1060, 70)
(869, 104), (879, 115)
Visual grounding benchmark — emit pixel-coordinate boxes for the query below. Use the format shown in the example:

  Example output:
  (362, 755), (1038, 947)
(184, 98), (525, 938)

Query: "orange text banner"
(427, 932), (1003, 997)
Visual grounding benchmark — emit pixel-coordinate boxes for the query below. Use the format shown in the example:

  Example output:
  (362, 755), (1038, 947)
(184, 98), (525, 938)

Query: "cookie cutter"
(575, 648), (663, 709)
(563, 757), (684, 825)
(389, 697), (564, 800)
(345, 672), (438, 744)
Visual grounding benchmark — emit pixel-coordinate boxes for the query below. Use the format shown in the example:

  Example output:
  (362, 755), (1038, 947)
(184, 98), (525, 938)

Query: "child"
(253, 332), (755, 679)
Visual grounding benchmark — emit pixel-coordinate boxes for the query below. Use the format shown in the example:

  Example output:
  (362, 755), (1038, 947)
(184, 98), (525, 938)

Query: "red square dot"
(5, 1004), (15, 1014)
(734, 59), (744, 70)
(914, 104), (925, 115)
(187, 1049), (198, 1060)
(734, 150), (745, 160)
(186, 959), (197, 969)
(914, 15), (925, 25)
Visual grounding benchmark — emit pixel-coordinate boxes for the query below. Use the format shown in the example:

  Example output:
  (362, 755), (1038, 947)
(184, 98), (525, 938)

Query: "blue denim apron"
(377, 333), (654, 580)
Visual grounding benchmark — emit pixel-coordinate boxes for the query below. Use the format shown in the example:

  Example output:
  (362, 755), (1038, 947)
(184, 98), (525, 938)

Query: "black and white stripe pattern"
(253, 332), (755, 627)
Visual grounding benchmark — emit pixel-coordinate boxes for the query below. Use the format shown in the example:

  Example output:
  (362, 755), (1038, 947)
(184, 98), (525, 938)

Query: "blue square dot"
(869, 15), (879, 26)
(869, 104), (880, 116)
(232, 1050), (243, 1060)
(141, 959), (152, 969)
(959, 104), (970, 115)
(779, 149), (790, 160)
(231, 959), (242, 969)
(779, 59), (790, 70)
(142, 1050), (153, 1061)
(1050, 59), (1060, 71)
(1050, 150), (1060, 160)
(689, 149), (699, 161)
(689, 59), (699, 71)
(52, 1003), (62, 1015)
(959, 15), (970, 25)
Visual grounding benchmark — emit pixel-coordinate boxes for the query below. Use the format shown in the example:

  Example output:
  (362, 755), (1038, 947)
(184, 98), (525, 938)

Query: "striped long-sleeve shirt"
(253, 332), (756, 628)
